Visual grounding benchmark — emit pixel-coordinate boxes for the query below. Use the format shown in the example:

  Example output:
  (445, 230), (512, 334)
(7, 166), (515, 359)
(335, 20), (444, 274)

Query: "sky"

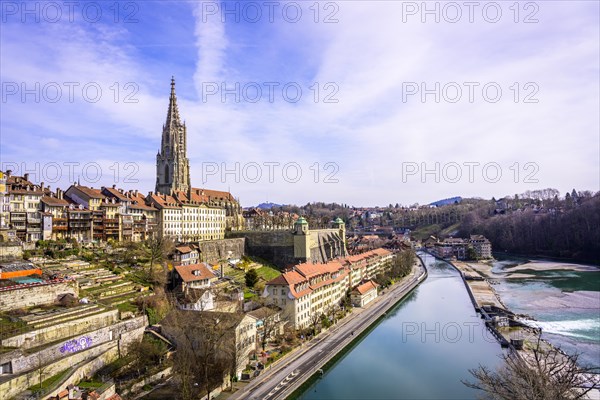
(1, 0), (599, 207)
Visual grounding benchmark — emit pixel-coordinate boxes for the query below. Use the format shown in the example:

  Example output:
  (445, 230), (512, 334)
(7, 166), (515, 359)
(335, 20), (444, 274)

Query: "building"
(263, 248), (393, 329)
(469, 235), (493, 259)
(5, 172), (44, 242)
(172, 244), (200, 266)
(40, 191), (71, 240)
(156, 77), (191, 195)
(154, 79), (243, 232)
(162, 310), (258, 379)
(351, 280), (378, 307)
(0, 171), (9, 231)
(247, 306), (285, 348)
(172, 262), (218, 293)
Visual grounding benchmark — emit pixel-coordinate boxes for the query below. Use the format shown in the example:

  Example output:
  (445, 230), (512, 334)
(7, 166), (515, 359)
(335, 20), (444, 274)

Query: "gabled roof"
(174, 245), (195, 254)
(147, 193), (181, 209)
(41, 196), (70, 207)
(69, 185), (105, 199)
(102, 187), (129, 201)
(174, 263), (216, 282)
(353, 280), (378, 295)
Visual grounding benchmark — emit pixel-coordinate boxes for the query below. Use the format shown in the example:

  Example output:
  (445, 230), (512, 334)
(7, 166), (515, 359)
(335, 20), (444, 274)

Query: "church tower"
(156, 77), (191, 195)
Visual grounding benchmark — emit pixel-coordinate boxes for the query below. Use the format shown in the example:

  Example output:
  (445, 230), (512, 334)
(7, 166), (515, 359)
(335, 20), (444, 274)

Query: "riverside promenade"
(227, 258), (428, 400)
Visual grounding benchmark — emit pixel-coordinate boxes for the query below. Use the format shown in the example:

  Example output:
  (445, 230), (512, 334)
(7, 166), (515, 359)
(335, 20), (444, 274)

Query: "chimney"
(24, 173), (29, 181)
(112, 184), (116, 189)
(40, 182), (44, 190)
(6, 170), (11, 177)
(148, 191), (153, 196)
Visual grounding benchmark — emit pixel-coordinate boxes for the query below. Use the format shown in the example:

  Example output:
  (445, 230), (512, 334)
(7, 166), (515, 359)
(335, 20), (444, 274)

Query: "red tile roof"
(353, 280), (378, 295)
(102, 187), (129, 201)
(71, 185), (105, 199)
(174, 263), (217, 283)
(41, 196), (70, 206)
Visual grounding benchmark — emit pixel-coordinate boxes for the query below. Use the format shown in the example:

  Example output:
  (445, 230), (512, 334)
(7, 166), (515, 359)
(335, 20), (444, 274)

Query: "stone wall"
(310, 230), (347, 264)
(227, 229), (347, 268)
(0, 341), (119, 399)
(196, 238), (245, 263)
(1, 316), (146, 374)
(43, 347), (120, 400)
(0, 242), (22, 259)
(0, 280), (79, 312)
(1, 309), (119, 349)
(0, 316), (146, 399)
(227, 231), (296, 267)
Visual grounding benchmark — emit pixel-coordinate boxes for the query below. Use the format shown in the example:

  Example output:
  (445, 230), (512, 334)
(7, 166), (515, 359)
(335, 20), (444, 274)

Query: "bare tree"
(309, 311), (322, 336)
(163, 309), (243, 400)
(463, 337), (599, 399)
(251, 305), (280, 351)
(144, 233), (174, 285)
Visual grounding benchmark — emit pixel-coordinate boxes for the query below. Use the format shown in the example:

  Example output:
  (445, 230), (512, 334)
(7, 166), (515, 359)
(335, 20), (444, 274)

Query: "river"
(297, 252), (503, 400)
(490, 256), (600, 369)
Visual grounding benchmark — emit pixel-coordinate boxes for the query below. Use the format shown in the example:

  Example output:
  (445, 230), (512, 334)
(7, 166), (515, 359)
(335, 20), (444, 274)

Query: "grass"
(29, 368), (71, 394)
(256, 266), (281, 281)
(0, 315), (30, 339)
(116, 301), (139, 313)
(77, 379), (104, 389)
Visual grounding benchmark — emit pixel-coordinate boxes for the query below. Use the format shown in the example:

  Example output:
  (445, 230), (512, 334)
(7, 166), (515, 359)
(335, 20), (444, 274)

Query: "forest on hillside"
(271, 189), (600, 264)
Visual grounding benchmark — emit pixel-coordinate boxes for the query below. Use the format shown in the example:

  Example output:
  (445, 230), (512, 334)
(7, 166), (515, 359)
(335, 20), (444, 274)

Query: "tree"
(144, 234), (174, 285)
(164, 309), (233, 400)
(463, 337), (599, 399)
(309, 311), (322, 336)
(129, 336), (167, 377)
(245, 269), (259, 288)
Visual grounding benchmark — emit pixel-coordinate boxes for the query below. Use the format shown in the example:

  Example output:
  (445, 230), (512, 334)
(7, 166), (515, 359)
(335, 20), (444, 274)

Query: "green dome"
(333, 217), (344, 224)
(295, 217), (308, 225)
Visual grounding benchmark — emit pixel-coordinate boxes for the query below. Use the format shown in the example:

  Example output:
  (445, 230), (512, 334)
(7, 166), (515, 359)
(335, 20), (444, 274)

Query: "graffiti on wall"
(59, 336), (92, 353)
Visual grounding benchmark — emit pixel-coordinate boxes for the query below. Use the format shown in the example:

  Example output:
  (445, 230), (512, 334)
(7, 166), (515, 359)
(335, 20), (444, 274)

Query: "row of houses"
(424, 235), (493, 260)
(162, 247), (394, 379)
(0, 171), (242, 244)
(264, 248), (394, 329)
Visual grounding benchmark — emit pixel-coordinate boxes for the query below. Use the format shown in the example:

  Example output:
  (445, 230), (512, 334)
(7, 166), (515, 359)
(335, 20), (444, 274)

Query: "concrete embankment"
(282, 259), (428, 400)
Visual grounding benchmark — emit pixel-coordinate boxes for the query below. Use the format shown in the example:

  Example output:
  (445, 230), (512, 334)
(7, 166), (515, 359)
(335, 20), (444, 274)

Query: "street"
(229, 260), (427, 400)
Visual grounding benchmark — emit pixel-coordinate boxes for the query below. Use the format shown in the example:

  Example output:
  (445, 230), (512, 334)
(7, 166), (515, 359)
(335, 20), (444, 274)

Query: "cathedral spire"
(156, 77), (191, 195)
(165, 76), (182, 129)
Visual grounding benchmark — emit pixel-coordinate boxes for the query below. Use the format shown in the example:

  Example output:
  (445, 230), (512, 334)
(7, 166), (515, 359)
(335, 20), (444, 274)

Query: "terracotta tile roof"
(353, 280), (378, 295)
(41, 196), (70, 206)
(148, 193), (181, 209)
(71, 185), (105, 199)
(174, 263), (217, 283)
(175, 245), (194, 254)
(102, 187), (129, 201)
(191, 187), (235, 202)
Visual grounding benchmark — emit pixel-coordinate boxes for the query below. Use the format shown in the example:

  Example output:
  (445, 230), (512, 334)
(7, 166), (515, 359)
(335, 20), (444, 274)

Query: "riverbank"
(424, 251), (600, 398)
(226, 257), (428, 400)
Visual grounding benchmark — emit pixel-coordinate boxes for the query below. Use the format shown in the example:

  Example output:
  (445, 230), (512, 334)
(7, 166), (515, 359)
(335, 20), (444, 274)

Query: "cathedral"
(156, 77), (191, 194)
(155, 78), (243, 232)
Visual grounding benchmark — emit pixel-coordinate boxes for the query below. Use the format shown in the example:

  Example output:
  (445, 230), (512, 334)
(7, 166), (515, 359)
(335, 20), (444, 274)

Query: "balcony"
(28, 218), (41, 224)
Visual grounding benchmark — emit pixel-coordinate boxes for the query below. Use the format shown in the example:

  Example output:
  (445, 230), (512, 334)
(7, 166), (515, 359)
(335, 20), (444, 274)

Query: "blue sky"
(1, 1), (599, 206)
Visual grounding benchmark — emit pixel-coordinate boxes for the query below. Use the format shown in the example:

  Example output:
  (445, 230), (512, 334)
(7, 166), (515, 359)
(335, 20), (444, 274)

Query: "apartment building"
(264, 248), (393, 329)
